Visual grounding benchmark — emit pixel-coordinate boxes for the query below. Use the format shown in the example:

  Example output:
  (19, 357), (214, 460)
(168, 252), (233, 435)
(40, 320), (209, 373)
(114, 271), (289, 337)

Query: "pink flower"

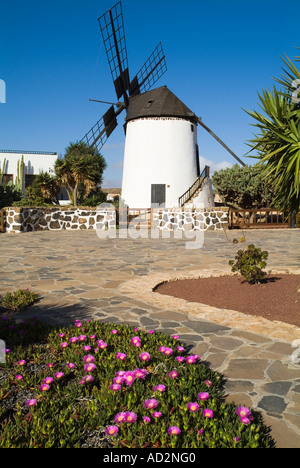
(240, 417), (250, 425)
(203, 409), (213, 418)
(84, 363), (96, 373)
(40, 384), (50, 392)
(124, 371), (135, 386)
(134, 368), (148, 379)
(153, 384), (166, 393)
(69, 337), (78, 343)
(15, 375), (23, 381)
(47, 363), (54, 368)
(18, 360), (26, 366)
(43, 377), (53, 385)
(205, 380), (212, 387)
(114, 412), (127, 423)
(59, 333), (65, 338)
(109, 383), (121, 391)
(168, 426), (181, 435)
(111, 329), (118, 334)
(26, 399), (37, 407)
(60, 342), (68, 348)
(79, 375), (94, 384)
(143, 416), (151, 423)
(106, 425), (119, 436)
(164, 348), (173, 356)
(187, 402), (199, 412)
(116, 352), (127, 361)
(152, 411), (162, 418)
(175, 356), (185, 363)
(75, 322), (82, 328)
(144, 399), (158, 409)
(177, 346), (184, 352)
(98, 341), (107, 349)
(168, 370), (178, 379)
(139, 352), (150, 362)
(113, 376), (124, 385)
(83, 355), (95, 364)
(186, 355), (197, 364)
(67, 363), (75, 369)
(54, 372), (64, 379)
(198, 392), (210, 401)
(78, 335), (86, 342)
(159, 346), (166, 353)
(131, 336), (141, 347)
(125, 412), (138, 423)
(172, 335), (179, 340)
(82, 345), (91, 352)
(236, 406), (251, 418)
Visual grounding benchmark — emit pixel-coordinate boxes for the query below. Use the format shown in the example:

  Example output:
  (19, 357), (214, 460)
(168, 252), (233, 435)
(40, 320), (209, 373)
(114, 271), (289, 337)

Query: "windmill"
(81, 1), (245, 209)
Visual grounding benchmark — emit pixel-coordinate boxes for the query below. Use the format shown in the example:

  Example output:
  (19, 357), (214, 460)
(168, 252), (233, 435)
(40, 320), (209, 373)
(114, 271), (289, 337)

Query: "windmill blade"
(81, 105), (118, 152)
(129, 42), (167, 96)
(98, 1), (130, 104)
(196, 117), (246, 167)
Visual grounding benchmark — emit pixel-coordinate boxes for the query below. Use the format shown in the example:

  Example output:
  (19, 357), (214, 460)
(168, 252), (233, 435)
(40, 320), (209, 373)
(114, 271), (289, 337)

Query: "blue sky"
(1, 0), (300, 187)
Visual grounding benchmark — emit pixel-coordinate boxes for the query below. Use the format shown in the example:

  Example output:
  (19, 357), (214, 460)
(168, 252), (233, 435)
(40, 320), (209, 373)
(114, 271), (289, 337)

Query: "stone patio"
(0, 228), (299, 448)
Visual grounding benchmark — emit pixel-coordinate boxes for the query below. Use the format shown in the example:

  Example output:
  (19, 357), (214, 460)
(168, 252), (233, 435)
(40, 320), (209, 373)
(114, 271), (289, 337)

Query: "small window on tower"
(191, 124), (195, 132)
(145, 100), (154, 108)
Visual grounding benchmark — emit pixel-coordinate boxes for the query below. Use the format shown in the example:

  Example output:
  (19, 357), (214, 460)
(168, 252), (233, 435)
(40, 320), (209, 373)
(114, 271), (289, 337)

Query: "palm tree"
(55, 142), (107, 206)
(245, 52), (300, 215)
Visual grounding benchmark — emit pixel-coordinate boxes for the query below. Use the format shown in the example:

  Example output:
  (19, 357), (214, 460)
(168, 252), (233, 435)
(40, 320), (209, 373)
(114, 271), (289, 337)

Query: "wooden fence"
(0, 209), (4, 233)
(229, 208), (298, 229)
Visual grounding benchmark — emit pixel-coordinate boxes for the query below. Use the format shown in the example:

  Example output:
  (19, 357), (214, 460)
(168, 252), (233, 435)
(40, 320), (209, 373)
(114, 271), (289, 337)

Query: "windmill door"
(151, 184), (166, 207)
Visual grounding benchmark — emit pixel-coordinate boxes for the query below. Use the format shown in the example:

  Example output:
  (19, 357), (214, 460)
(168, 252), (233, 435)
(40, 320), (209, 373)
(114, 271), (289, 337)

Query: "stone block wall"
(152, 207), (229, 231)
(2, 206), (229, 233)
(3, 207), (116, 233)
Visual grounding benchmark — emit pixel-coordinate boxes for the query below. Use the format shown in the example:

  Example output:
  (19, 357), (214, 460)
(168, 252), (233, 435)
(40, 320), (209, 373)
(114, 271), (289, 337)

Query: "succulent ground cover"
(0, 317), (273, 448)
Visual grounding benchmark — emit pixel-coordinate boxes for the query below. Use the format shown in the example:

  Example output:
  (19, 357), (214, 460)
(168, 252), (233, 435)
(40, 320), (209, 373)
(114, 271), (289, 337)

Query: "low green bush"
(0, 289), (39, 313)
(0, 318), (273, 448)
(229, 244), (269, 284)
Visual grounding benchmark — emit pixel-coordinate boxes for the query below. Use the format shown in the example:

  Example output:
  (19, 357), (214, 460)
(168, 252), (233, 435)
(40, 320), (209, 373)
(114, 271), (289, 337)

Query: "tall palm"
(245, 52), (300, 215)
(55, 142), (107, 206)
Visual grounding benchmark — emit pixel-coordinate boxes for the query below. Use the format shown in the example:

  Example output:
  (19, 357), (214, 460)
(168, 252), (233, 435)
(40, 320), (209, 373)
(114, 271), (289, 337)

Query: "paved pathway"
(1, 229), (299, 448)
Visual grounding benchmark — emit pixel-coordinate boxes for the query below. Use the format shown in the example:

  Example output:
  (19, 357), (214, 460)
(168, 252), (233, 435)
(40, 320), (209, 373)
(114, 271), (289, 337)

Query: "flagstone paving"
(0, 229), (299, 448)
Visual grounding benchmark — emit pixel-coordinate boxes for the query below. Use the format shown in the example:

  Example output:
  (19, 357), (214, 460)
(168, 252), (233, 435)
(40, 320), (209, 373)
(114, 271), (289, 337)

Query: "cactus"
(0, 158), (7, 183)
(15, 155), (25, 195)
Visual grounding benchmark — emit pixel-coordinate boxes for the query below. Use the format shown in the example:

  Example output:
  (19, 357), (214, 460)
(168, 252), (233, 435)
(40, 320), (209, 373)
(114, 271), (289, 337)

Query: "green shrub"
(0, 289), (39, 312)
(229, 244), (269, 284)
(0, 319), (273, 448)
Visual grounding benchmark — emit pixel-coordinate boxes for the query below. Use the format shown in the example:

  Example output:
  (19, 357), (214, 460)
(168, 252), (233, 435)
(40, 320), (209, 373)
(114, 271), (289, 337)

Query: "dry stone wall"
(3, 207), (116, 233)
(2, 207), (229, 233)
(153, 208), (229, 231)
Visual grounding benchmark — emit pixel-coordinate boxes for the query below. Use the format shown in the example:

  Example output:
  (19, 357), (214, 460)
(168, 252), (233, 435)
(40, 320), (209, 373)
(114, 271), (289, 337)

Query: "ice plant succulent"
(168, 426), (181, 435)
(139, 352), (151, 362)
(144, 399), (158, 409)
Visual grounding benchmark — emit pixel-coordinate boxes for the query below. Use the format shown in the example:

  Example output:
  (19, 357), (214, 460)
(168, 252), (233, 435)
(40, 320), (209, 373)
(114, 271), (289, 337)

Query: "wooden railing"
(229, 208), (293, 229)
(116, 208), (152, 229)
(178, 166), (210, 207)
(0, 209), (5, 233)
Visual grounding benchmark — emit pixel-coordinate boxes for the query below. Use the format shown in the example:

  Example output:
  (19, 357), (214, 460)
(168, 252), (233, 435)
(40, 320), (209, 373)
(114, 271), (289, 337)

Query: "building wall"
(0, 151), (58, 191)
(121, 118), (199, 208)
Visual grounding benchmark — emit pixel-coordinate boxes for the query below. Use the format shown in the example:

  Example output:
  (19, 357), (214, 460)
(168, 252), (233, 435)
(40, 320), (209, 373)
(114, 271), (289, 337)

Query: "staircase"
(178, 166), (210, 207)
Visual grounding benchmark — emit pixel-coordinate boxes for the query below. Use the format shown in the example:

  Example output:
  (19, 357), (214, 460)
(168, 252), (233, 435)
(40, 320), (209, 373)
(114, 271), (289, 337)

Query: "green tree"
(55, 142), (107, 207)
(212, 164), (276, 209)
(245, 52), (300, 214)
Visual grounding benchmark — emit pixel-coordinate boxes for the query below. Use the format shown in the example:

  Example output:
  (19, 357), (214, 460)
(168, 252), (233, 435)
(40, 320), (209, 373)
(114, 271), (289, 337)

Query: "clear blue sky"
(1, 0), (300, 187)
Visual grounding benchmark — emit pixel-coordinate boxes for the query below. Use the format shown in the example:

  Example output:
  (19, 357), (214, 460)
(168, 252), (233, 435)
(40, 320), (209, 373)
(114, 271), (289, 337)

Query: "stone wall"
(152, 207), (229, 231)
(3, 207), (116, 233)
(2, 206), (229, 233)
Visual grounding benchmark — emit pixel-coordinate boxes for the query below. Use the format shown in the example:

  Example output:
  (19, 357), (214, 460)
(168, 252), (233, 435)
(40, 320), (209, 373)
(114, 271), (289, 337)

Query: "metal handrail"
(178, 166), (210, 207)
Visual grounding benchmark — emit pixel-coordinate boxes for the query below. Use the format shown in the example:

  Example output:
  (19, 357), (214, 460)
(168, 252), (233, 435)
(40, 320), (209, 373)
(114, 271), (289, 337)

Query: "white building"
(0, 150), (58, 191)
(121, 86), (201, 209)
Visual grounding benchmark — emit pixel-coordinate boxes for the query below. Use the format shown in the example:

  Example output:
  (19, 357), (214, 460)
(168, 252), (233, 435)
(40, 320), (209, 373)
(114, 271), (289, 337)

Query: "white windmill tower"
(81, 1), (245, 209)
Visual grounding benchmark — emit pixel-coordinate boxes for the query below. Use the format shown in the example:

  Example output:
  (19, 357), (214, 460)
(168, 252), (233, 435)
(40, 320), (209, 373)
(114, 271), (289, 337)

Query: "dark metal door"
(151, 184), (166, 207)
